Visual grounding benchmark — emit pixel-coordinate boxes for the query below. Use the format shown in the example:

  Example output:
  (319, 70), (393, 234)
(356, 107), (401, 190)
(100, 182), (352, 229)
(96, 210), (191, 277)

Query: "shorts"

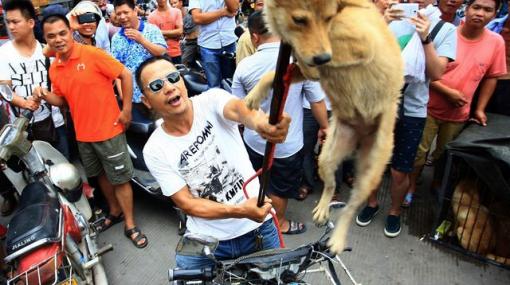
(246, 145), (303, 199)
(391, 116), (426, 173)
(77, 133), (134, 185)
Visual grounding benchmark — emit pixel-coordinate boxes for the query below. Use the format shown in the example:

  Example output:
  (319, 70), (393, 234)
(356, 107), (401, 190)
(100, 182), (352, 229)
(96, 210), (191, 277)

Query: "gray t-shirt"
(391, 19), (457, 118)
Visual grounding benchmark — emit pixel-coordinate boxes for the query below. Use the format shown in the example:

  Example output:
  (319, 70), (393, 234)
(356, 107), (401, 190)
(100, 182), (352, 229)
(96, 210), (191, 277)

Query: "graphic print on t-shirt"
(9, 58), (47, 97)
(178, 120), (245, 204)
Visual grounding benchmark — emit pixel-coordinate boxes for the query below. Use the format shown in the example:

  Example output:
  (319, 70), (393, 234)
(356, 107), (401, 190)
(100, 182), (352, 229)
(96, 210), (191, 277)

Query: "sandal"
(124, 226), (148, 248)
(97, 213), (124, 232)
(296, 185), (313, 201)
(401, 193), (413, 208)
(282, 220), (307, 235)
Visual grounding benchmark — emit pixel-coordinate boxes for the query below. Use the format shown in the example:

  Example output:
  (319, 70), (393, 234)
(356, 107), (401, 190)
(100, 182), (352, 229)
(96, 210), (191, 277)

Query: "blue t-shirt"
(111, 20), (167, 103)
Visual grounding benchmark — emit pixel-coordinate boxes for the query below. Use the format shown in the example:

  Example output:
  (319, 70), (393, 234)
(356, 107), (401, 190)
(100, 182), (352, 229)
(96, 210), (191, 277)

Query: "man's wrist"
(421, 34), (432, 45)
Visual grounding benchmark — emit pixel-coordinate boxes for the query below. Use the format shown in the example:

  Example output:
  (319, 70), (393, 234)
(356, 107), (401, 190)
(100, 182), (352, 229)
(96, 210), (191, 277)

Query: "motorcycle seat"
(129, 105), (155, 136)
(5, 182), (62, 262)
(183, 73), (208, 96)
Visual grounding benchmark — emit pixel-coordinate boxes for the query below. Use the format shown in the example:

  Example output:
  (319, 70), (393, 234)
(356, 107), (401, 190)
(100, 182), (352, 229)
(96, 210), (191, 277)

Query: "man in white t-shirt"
(0, 0), (67, 215)
(137, 55), (290, 269)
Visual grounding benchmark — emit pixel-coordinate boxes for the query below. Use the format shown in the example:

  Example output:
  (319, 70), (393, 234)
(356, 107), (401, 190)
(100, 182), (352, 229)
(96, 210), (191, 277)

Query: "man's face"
(157, 0), (167, 7)
(409, 0), (435, 9)
(438, 0), (464, 15)
(43, 20), (74, 56)
(170, 0), (181, 9)
(77, 21), (98, 37)
(115, 4), (138, 29)
(5, 10), (34, 40)
(254, 0), (264, 11)
(465, 0), (497, 28)
(141, 60), (189, 117)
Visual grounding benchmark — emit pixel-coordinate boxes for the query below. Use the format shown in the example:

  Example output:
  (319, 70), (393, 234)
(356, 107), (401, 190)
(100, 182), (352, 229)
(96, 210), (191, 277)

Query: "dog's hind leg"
(312, 119), (357, 225)
(328, 104), (398, 254)
(244, 71), (276, 110)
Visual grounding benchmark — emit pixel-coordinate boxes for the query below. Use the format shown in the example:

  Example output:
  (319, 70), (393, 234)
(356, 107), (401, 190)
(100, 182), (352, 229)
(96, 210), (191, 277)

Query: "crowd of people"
(0, 0), (508, 274)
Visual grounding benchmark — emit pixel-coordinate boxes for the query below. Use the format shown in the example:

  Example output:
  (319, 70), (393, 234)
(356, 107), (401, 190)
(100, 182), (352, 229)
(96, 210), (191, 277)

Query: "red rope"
(241, 63), (296, 249)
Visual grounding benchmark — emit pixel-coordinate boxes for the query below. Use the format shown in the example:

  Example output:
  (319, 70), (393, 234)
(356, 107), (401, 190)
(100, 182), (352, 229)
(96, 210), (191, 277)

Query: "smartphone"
(77, 13), (97, 24)
(393, 3), (419, 18)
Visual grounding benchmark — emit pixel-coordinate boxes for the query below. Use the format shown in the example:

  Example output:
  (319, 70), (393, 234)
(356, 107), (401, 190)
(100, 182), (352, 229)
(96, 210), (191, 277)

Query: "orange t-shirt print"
(50, 44), (125, 142)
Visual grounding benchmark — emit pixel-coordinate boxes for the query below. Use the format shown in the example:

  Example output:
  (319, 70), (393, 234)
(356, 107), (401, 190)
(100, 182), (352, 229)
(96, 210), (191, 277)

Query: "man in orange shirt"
(148, 0), (183, 63)
(34, 14), (148, 248)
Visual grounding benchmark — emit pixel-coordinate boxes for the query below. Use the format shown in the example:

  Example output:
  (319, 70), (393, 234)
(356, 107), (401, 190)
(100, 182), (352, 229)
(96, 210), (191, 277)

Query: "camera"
(77, 13), (98, 24)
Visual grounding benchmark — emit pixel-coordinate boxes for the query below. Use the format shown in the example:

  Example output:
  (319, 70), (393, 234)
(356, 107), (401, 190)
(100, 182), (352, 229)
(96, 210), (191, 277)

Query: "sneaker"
(355, 205), (379, 227)
(384, 215), (401, 237)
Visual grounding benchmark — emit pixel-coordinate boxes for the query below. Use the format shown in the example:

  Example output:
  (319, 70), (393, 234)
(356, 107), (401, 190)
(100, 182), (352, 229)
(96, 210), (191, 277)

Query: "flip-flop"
(282, 220), (307, 235)
(125, 226), (148, 249)
(97, 213), (124, 232)
(296, 185), (313, 201)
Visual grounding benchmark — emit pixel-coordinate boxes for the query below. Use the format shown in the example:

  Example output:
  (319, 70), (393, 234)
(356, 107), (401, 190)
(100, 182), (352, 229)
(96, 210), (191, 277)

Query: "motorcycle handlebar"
(168, 268), (214, 282)
(20, 109), (33, 121)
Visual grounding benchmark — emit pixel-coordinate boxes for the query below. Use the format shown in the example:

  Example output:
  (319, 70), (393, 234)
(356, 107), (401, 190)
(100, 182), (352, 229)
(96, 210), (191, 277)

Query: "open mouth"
(168, 95), (181, 106)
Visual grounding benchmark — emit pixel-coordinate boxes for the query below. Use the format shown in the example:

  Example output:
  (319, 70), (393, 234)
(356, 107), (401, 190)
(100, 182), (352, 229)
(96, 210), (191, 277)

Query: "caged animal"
(244, 0), (404, 253)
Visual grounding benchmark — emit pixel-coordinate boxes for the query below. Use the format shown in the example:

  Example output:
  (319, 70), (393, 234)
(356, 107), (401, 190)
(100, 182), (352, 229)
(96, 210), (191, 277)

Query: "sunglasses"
(147, 71), (181, 93)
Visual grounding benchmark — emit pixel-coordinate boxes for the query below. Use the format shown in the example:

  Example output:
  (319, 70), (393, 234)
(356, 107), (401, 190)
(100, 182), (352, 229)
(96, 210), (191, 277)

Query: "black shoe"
(384, 215), (401, 237)
(355, 205), (379, 227)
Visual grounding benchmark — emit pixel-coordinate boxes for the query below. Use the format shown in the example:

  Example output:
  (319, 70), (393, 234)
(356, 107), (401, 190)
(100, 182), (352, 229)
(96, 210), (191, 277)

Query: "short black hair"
(41, 14), (71, 32)
(113, 0), (136, 10)
(467, 0), (502, 11)
(3, 0), (37, 21)
(248, 11), (269, 36)
(135, 55), (174, 92)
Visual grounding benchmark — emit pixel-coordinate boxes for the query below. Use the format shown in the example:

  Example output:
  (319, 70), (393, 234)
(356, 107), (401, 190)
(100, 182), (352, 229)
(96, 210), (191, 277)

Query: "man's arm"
(190, 8), (235, 25)
(223, 98), (290, 143)
(161, 23), (183, 40)
(472, 77), (498, 126)
(309, 100), (328, 142)
(115, 67), (133, 128)
(410, 13), (449, 81)
(171, 185), (272, 222)
(430, 81), (468, 108)
(32, 86), (66, 107)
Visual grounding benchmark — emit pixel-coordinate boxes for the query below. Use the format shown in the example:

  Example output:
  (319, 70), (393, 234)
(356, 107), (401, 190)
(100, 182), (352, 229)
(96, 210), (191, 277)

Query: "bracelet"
(421, 34), (432, 45)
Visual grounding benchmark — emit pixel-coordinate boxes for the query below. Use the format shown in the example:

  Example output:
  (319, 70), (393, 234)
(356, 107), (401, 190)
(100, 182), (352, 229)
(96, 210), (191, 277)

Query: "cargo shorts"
(77, 133), (134, 185)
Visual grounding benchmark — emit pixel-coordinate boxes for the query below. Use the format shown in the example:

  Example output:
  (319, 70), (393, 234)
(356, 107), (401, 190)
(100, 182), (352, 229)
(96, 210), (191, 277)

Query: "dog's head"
(264, 0), (340, 67)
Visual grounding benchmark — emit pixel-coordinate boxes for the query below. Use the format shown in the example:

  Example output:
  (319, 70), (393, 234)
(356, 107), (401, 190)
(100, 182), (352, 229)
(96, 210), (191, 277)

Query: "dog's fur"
(244, 0), (403, 253)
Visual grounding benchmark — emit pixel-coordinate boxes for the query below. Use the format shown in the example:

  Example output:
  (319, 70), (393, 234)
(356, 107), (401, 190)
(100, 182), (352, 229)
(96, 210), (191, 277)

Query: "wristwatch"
(421, 34), (432, 45)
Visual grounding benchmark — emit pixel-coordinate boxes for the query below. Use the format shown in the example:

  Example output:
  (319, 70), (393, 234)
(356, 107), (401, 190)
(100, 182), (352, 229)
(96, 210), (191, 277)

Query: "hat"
(42, 4), (69, 18)
(70, 1), (103, 20)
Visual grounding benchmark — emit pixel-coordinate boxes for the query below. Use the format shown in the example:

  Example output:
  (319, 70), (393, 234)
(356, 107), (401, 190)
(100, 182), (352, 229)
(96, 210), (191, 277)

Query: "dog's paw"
(244, 95), (261, 110)
(327, 227), (347, 254)
(312, 204), (330, 226)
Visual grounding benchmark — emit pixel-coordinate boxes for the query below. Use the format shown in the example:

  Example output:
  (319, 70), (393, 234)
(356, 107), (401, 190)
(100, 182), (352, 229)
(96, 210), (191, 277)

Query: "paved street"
(96, 168), (510, 285)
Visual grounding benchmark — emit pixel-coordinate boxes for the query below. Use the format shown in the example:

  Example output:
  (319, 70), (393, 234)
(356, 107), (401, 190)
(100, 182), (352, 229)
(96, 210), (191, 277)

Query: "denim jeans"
(52, 126), (70, 161)
(175, 219), (280, 269)
(199, 42), (236, 88)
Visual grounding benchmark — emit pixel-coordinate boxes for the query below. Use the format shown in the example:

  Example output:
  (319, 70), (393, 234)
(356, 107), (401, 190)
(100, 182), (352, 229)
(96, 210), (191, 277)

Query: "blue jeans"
(200, 42), (236, 88)
(52, 126), (70, 161)
(176, 219), (280, 269)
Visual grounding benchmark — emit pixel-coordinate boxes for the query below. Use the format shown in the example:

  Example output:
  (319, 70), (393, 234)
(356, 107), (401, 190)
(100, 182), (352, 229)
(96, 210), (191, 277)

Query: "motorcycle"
(168, 205), (361, 285)
(0, 99), (112, 284)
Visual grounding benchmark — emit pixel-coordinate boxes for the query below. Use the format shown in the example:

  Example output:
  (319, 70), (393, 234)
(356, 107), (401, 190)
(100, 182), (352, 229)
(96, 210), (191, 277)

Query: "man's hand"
(470, 110), (488, 126)
(124, 28), (145, 43)
(318, 127), (327, 144)
(409, 12), (431, 41)
(222, 7), (237, 18)
(253, 112), (291, 143)
(384, 4), (404, 23)
(114, 109), (132, 130)
(24, 96), (40, 111)
(446, 90), (469, 108)
(239, 197), (273, 223)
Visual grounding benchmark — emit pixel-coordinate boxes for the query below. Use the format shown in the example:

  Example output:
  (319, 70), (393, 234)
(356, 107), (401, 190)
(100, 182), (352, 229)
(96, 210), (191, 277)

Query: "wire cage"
(431, 152), (510, 269)
(7, 251), (76, 285)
